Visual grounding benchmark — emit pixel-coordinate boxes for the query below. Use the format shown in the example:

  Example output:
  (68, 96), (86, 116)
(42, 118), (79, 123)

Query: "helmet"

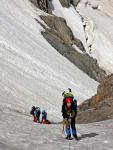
(66, 97), (72, 104)
(65, 97), (72, 108)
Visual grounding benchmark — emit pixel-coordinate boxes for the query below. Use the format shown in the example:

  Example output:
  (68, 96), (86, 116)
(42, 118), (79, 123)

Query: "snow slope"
(52, 0), (88, 51)
(0, 0), (98, 119)
(0, 111), (113, 150)
(77, 0), (113, 73)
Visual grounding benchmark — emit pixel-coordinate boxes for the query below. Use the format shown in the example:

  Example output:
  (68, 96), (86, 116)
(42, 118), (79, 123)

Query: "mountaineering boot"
(66, 134), (72, 140)
(73, 134), (79, 140)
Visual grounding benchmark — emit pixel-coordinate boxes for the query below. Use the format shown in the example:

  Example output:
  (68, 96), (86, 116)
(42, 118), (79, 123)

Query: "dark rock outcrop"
(30, 0), (52, 13)
(42, 30), (105, 82)
(59, 0), (80, 8)
(77, 74), (113, 123)
(30, 0), (81, 12)
(36, 15), (106, 82)
(40, 15), (85, 49)
(59, 0), (70, 8)
(70, 0), (80, 7)
(40, 15), (74, 45)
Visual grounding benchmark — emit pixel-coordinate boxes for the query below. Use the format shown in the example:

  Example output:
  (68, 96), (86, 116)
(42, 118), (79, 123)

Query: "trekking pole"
(62, 119), (74, 150)
(73, 131), (79, 150)
(62, 122), (64, 134)
(73, 140), (77, 150)
(67, 137), (71, 150)
(67, 119), (71, 150)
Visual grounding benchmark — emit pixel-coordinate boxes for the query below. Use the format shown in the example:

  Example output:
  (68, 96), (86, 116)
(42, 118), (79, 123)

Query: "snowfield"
(0, 0), (98, 120)
(0, 112), (113, 150)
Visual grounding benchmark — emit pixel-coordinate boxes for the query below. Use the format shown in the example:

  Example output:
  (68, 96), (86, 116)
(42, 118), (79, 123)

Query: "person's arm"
(73, 99), (77, 118)
(62, 101), (66, 118)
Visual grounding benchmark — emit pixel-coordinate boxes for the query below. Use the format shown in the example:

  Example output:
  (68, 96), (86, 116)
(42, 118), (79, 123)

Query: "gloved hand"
(63, 118), (71, 125)
(63, 118), (68, 125)
(63, 118), (67, 122)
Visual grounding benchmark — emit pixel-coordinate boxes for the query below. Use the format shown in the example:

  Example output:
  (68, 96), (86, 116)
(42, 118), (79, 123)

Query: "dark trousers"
(71, 117), (77, 136)
(65, 117), (77, 136)
(37, 114), (40, 122)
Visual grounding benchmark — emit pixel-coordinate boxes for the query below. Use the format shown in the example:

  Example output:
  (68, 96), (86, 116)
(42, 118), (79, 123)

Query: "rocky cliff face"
(77, 74), (113, 123)
(30, 0), (78, 12)
(77, 0), (113, 73)
(59, 0), (70, 8)
(40, 15), (85, 49)
(30, 0), (53, 13)
(30, 0), (107, 82)
(59, 0), (80, 8)
(39, 15), (106, 82)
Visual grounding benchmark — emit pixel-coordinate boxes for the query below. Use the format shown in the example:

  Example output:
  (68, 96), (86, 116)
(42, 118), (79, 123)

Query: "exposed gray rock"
(70, 0), (81, 7)
(77, 74), (113, 123)
(30, 0), (53, 13)
(40, 26), (106, 82)
(40, 15), (74, 45)
(59, 0), (70, 8)
(40, 15), (85, 51)
(35, 15), (106, 82)
(30, 0), (39, 7)
(59, 0), (80, 8)
(30, 0), (81, 13)
(91, 4), (99, 9)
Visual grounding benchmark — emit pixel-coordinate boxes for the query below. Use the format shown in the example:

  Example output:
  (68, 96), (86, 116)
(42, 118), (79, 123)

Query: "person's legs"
(41, 117), (44, 123)
(66, 126), (71, 139)
(65, 119), (71, 139)
(37, 115), (39, 122)
(71, 117), (78, 140)
(33, 116), (37, 122)
(37, 113), (40, 123)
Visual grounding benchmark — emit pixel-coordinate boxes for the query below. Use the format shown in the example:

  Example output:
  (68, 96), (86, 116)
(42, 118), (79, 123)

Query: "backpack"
(30, 106), (36, 115)
(73, 99), (77, 110)
(35, 107), (41, 117)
